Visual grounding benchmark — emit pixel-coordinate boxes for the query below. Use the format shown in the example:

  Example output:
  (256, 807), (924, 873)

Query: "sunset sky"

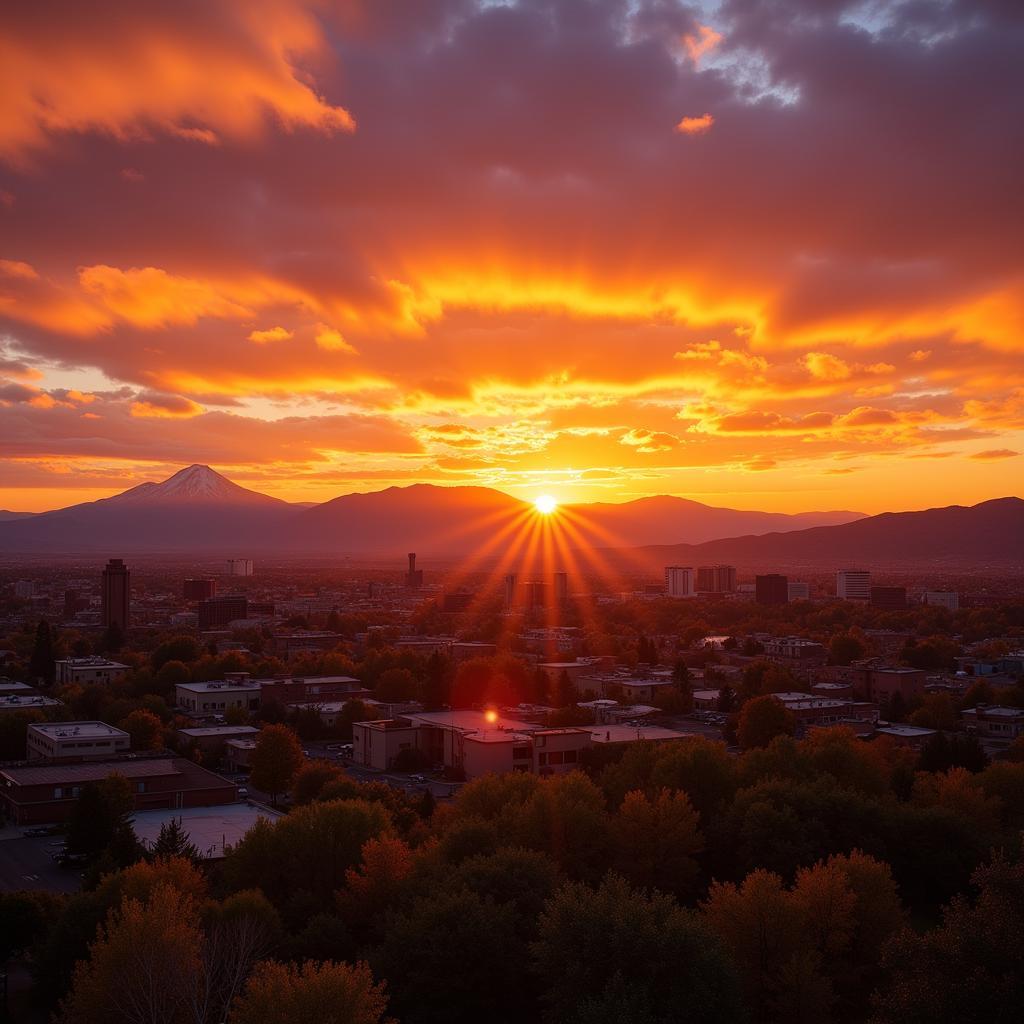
(1, 0), (1022, 514)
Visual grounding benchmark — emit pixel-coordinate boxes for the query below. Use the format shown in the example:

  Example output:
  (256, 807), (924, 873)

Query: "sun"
(534, 494), (558, 515)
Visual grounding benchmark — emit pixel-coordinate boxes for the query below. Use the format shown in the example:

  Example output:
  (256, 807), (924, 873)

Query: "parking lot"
(0, 833), (84, 893)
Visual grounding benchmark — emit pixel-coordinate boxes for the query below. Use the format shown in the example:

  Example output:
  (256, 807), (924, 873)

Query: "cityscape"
(2, 2), (1023, 1024)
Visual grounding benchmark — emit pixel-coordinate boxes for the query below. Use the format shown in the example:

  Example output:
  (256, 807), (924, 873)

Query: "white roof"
(176, 680), (261, 692)
(131, 804), (282, 860)
(29, 721), (128, 740)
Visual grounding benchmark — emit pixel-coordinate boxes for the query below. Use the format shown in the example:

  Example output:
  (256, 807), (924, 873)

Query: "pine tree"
(151, 818), (200, 862)
(28, 619), (55, 684)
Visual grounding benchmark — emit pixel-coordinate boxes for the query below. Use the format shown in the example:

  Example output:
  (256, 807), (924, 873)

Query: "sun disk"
(535, 494), (558, 514)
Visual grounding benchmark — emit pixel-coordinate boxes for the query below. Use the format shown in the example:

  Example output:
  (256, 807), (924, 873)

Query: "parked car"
(237, 786), (249, 798)
(410, 774), (427, 784)
(23, 827), (50, 838)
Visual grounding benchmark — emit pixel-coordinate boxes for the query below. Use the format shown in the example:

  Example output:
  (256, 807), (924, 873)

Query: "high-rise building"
(553, 571), (568, 607)
(504, 573), (518, 613)
(198, 594), (248, 630)
(924, 591), (959, 611)
(696, 565), (737, 594)
(871, 586), (907, 609)
(665, 566), (696, 598)
(755, 574), (789, 606)
(226, 559), (255, 577)
(183, 578), (217, 602)
(14, 580), (35, 598)
(63, 588), (87, 619)
(787, 581), (811, 601)
(101, 558), (130, 631)
(837, 570), (871, 601)
(405, 552), (424, 589)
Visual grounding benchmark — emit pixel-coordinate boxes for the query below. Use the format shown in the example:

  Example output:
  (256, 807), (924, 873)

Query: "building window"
(538, 753), (548, 766)
(136, 782), (145, 793)
(564, 750), (578, 763)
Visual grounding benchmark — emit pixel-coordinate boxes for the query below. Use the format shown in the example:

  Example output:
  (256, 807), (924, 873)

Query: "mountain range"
(619, 496), (1024, 571)
(0, 464), (1019, 567)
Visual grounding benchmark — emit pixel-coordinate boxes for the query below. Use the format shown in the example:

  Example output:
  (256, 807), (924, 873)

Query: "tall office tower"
(696, 564), (737, 594)
(836, 570), (871, 601)
(406, 552), (424, 588)
(924, 591), (959, 611)
(504, 573), (518, 613)
(226, 558), (255, 577)
(101, 558), (130, 631)
(664, 566), (696, 598)
(522, 581), (548, 609)
(553, 571), (568, 607)
(755, 574), (789, 606)
(787, 581), (811, 601)
(183, 578), (217, 602)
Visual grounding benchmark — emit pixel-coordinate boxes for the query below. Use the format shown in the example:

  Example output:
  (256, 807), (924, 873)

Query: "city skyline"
(2, 0), (1023, 514)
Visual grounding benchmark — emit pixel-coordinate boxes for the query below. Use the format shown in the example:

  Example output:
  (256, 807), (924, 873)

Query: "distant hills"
(620, 497), (1024, 571)
(0, 464), (1017, 567)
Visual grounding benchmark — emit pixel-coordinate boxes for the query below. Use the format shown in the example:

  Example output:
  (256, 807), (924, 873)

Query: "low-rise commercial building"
(961, 705), (1024, 742)
(175, 678), (261, 715)
(0, 757), (237, 825)
(26, 721), (130, 761)
(352, 708), (694, 779)
(54, 656), (129, 686)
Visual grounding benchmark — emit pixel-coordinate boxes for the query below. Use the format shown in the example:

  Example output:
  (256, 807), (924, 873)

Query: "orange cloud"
(683, 25), (723, 64)
(248, 326), (294, 344)
(0, 0), (354, 162)
(675, 113), (714, 135)
(130, 393), (204, 418)
(315, 324), (358, 354)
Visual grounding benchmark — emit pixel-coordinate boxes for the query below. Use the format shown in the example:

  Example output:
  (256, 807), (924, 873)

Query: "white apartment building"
(836, 570), (871, 601)
(665, 566), (696, 598)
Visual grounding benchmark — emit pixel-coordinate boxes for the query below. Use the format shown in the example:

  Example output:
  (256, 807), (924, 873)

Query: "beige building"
(175, 679), (261, 715)
(26, 721), (130, 761)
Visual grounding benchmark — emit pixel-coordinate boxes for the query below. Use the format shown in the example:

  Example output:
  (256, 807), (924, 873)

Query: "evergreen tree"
(29, 619), (55, 683)
(151, 818), (200, 862)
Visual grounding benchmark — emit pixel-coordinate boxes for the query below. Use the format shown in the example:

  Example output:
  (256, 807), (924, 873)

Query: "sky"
(0, 0), (1022, 515)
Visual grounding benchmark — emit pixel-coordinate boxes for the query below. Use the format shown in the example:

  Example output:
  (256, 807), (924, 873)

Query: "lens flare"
(534, 494), (558, 515)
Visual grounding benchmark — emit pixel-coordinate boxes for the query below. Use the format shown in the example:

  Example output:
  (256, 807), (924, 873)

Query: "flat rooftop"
(176, 680), (261, 692)
(0, 694), (62, 709)
(177, 725), (261, 737)
(876, 724), (936, 737)
(0, 680), (35, 694)
(54, 657), (128, 669)
(29, 721), (128, 740)
(588, 725), (695, 744)
(407, 709), (536, 733)
(131, 804), (283, 860)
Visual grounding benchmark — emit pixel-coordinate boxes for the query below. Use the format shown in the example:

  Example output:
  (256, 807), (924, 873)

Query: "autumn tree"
(534, 874), (744, 1024)
(59, 885), (202, 1024)
(223, 798), (392, 905)
(374, 887), (524, 1024)
(738, 695), (795, 750)
(249, 723), (304, 803)
(871, 857), (1024, 1024)
(229, 960), (390, 1024)
(120, 708), (165, 750)
(291, 759), (345, 804)
(611, 788), (703, 898)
